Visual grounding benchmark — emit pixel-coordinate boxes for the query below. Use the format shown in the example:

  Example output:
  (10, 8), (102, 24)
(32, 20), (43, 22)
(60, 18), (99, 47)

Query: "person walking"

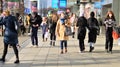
(87, 12), (100, 52)
(41, 17), (49, 42)
(76, 13), (88, 53)
(49, 13), (58, 46)
(56, 12), (71, 54)
(104, 10), (116, 53)
(30, 12), (40, 47)
(0, 10), (19, 63)
(70, 13), (77, 38)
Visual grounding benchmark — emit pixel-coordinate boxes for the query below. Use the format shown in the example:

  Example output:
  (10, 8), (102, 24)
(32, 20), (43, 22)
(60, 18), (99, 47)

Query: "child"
(41, 17), (48, 42)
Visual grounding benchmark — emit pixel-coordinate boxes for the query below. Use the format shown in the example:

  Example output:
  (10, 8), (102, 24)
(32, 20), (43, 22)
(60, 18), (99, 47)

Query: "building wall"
(112, 0), (119, 24)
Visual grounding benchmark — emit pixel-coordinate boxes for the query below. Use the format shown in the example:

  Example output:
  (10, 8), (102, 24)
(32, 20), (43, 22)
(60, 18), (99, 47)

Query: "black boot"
(14, 60), (20, 64)
(53, 42), (55, 46)
(0, 58), (5, 62)
(89, 46), (94, 52)
(50, 41), (52, 45)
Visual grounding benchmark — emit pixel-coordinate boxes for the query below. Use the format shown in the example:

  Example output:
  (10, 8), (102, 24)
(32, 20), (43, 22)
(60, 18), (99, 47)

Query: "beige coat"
(56, 19), (71, 40)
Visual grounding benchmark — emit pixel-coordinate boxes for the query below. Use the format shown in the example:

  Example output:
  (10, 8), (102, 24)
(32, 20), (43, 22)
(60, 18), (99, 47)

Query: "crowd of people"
(0, 9), (117, 64)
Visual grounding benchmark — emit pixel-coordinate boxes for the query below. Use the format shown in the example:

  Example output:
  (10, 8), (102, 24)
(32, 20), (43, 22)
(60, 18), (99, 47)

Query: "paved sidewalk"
(0, 34), (120, 67)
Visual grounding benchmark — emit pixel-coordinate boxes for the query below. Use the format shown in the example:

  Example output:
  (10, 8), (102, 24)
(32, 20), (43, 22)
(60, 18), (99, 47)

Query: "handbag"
(64, 26), (72, 36)
(112, 30), (119, 40)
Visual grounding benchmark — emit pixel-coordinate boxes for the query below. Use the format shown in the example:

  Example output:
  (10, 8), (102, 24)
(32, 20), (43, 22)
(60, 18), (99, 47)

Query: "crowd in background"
(0, 9), (117, 63)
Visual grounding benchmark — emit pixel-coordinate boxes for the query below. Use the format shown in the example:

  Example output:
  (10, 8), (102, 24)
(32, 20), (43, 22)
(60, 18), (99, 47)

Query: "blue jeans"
(31, 27), (38, 45)
(60, 40), (67, 50)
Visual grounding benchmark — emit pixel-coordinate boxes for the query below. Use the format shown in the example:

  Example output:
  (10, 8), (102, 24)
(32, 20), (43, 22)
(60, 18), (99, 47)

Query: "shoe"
(0, 58), (5, 62)
(50, 41), (52, 45)
(81, 51), (85, 53)
(65, 49), (67, 53)
(89, 46), (94, 52)
(106, 49), (109, 53)
(109, 50), (112, 54)
(14, 60), (20, 64)
(53, 42), (55, 46)
(60, 51), (63, 54)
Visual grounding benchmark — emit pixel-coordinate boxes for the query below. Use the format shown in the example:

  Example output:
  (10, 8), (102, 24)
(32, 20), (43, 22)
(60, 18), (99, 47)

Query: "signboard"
(59, 0), (67, 8)
(31, 1), (37, 12)
(92, 0), (101, 2)
(80, 0), (89, 2)
(52, 0), (58, 8)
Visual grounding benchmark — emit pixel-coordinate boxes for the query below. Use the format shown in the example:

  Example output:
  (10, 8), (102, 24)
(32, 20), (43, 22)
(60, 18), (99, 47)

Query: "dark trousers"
(60, 40), (67, 50)
(50, 33), (56, 41)
(105, 27), (113, 51)
(42, 33), (45, 40)
(20, 25), (26, 35)
(31, 27), (38, 45)
(79, 39), (85, 51)
(2, 43), (19, 60)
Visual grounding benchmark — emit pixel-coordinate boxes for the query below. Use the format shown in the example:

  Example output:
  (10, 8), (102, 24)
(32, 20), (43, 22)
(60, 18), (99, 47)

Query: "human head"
(42, 17), (47, 22)
(90, 11), (95, 17)
(60, 12), (65, 18)
(32, 12), (37, 18)
(106, 10), (115, 20)
(52, 13), (58, 22)
(3, 10), (10, 16)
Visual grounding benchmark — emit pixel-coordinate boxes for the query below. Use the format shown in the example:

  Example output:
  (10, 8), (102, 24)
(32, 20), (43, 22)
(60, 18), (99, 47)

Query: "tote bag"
(64, 26), (72, 36)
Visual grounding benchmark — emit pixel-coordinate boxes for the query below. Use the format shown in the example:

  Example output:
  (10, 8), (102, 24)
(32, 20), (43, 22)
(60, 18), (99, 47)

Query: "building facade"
(102, 0), (120, 24)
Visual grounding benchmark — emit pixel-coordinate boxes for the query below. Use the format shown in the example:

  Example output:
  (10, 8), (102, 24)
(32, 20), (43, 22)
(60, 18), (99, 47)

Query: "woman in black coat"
(87, 12), (100, 52)
(104, 10), (116, 53)
(0, 10), (19, 63)
(76, 14), (88, 53)
(49, 13), (58, 46)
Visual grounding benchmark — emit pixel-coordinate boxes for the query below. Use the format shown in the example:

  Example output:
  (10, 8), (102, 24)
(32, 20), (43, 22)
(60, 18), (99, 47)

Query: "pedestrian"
(104, 10), (116, 53)
(70, 13), (77, 38)
(30, 12), (39, 47)
(25, 14), (31, 35)
(49, 13), (58, 46)
(41, 17), (49, 42)
(56, 12), (71, 54)
(16, 13), (25, 35)
(76, 13), (88, 53)
(87, 12), (100, 52)
(0, 10), (19, 63)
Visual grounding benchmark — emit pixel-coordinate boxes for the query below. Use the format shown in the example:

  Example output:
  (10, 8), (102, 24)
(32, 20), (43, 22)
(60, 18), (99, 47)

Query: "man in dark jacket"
(76, 14), (88, 53)
(87, 12), (100, 52)
(0, 10), (19, 63)
(30, 12), (40, 47)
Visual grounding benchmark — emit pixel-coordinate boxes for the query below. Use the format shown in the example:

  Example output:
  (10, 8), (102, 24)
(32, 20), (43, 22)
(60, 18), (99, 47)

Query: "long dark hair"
(106, 10), (116, 21)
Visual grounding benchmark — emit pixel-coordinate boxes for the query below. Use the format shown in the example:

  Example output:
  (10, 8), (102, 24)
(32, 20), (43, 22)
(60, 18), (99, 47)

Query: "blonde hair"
(52, 13), (58, 22)
(4, 10), (10, 15)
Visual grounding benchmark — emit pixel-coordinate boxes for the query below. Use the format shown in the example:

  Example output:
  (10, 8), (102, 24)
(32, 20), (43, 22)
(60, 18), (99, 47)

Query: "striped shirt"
(104, 19), (116, 28)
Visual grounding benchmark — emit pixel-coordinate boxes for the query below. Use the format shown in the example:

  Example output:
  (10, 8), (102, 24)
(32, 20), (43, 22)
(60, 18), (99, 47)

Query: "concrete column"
(112, 0), (119, 24)
(79, 4), (85, 17)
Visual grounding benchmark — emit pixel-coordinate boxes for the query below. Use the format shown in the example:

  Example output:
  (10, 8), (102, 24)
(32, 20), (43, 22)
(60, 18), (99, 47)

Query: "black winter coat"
(76, 16), (88, 39)
(87, 17), (99, 43)
(49, 21), (57, 34)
